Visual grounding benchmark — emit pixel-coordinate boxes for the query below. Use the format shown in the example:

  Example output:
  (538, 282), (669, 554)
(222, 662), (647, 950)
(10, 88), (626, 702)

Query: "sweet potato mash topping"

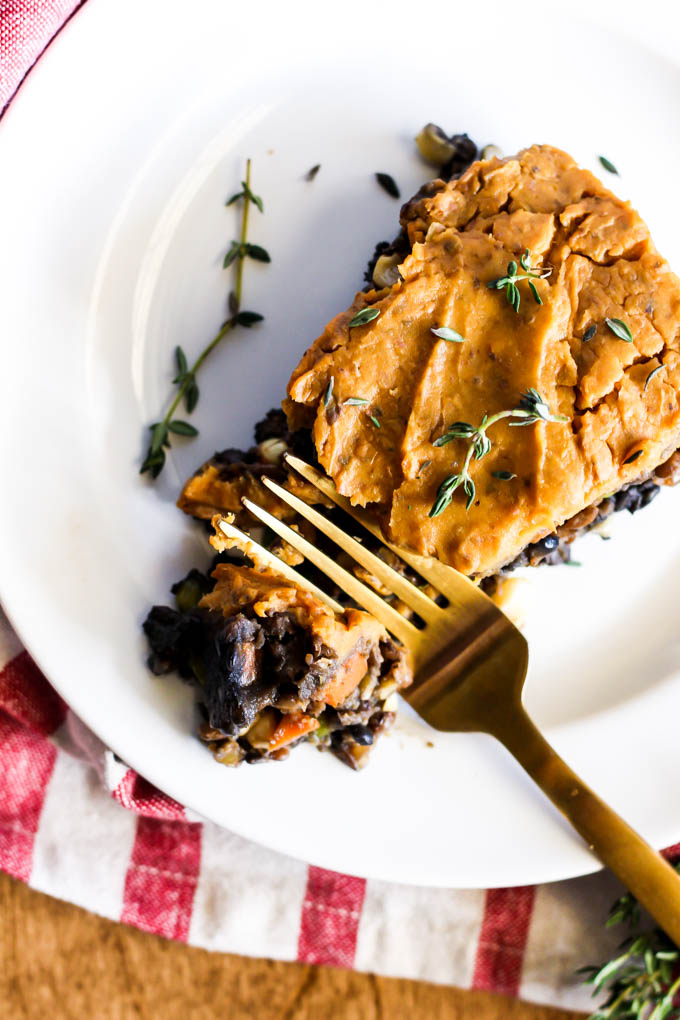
(285, 145), (680, 575)
(201, 561), (387, 661)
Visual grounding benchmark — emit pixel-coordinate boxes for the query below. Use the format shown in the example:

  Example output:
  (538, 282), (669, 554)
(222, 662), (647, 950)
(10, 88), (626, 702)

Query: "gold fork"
(222, 451), (680, 941)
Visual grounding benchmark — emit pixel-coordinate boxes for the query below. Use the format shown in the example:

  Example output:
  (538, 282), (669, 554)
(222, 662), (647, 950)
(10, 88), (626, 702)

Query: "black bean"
(346, 724), (374, 746)
(532, 534), (559, 555)
(244, 751), (268, 764)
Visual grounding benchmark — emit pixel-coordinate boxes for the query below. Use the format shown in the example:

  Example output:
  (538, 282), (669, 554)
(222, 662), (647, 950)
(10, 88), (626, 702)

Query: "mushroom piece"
(257, 437), (288, 464)
(372, 253), (402, 289)
(415, 123), (458, 166)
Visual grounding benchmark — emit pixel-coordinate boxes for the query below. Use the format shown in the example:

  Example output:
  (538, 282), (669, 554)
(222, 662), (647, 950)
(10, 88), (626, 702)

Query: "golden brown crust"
(178, 463), (292, 524)
(285, 145), (680, 576)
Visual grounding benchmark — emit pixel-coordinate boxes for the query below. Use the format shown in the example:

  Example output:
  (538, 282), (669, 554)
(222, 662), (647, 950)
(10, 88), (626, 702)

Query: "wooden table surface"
(0, 872), (588, 1020)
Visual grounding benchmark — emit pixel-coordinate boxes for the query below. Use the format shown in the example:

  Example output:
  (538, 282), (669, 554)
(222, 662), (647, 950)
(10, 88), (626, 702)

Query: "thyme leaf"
(375, 172), (400, 199)
(323, 377), (334, 407)
(344, 397), (369, 406)
(349, 307), (381, 328)
(644, 365), (665, 392)
(167, 420), (199, 437)
(184, 378), (199, 414)
(606, 317), (634, 342)
(431, 326), (465, 342)
(528, 280), (542, 305)
(223, 241), (241, 269)
(244, 242), (271, 263)
(305, 164), (321, 181)
(173, 346), (188, 382)
(149, 422), (168, 454)
(583, 324), (597, 342)
(492, 470), (516, 480)
(429, 389), (566, 517)
(141, 159), (265, 479)
(235, 310), (264, 327)
(599, 155), (619, 175)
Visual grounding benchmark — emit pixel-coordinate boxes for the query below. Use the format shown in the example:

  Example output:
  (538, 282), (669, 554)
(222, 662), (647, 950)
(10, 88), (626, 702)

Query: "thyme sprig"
(140, 159), (265, 478)
(488, 249), (551, 313)
(579, 865), (680, 1019)
(429, 389), (566, 517)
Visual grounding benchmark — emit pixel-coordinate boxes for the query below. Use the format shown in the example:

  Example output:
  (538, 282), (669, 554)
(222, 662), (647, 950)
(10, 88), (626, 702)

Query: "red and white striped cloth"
(0, 3), (671, 1011)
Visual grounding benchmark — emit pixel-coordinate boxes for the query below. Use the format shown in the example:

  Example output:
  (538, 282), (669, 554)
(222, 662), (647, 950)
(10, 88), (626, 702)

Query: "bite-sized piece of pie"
(285, 144), (680, 577)
(177, 410), (330, 565)
(143, 523), (411, 770)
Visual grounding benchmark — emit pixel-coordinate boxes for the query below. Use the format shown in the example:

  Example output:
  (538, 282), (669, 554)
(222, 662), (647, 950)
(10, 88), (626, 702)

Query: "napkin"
(0, 2), (672, 1012)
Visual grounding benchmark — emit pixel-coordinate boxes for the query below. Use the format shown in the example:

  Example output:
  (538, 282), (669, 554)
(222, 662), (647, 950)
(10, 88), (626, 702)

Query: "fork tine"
(260, 475), (441, 622)
(213, 517), (344, 614)
(241, 497), (420, 646)
(284, 453), (476, 601)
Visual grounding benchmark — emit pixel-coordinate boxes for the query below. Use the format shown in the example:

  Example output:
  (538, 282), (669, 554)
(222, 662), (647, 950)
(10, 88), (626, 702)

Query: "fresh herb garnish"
(349, 307), (381, 328)
(305, 164), (321, 181)
(343, 398), (380, 427)
(431, 326), (465, 343)
(492, 470), (516, 480)
(141, 159), (265, 479)
(244, 243), (271, 263)
(583, 324), (597, 342)
(235, 311), (264, 327)
(487, 249), (551, 313)
(644, 365), (665, 392)
(579, 865), (680, 1019)
(375, 172), (400, 199)
(226, 177), (264, 214)
(224, 241), (270, 266)
(166, 420), (198, 436)
(323, 376), (335, 407)
(598, 155), (619, 175)
(606, 317), (634, 343)
(623, 449), (643, 465)
(429, 389), (566, 517)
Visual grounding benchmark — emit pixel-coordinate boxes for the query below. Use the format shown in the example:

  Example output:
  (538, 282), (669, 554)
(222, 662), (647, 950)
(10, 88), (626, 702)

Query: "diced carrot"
(323, 653), (368, 708)
(268, 712), (319, 751)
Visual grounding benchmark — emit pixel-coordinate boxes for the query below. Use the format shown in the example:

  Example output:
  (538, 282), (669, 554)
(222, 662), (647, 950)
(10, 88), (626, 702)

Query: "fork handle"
(492, 706), (680, 945)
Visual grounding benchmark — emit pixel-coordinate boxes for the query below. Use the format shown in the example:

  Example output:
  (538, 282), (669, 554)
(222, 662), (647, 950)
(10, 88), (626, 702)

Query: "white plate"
(2, 0), (680, 888)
